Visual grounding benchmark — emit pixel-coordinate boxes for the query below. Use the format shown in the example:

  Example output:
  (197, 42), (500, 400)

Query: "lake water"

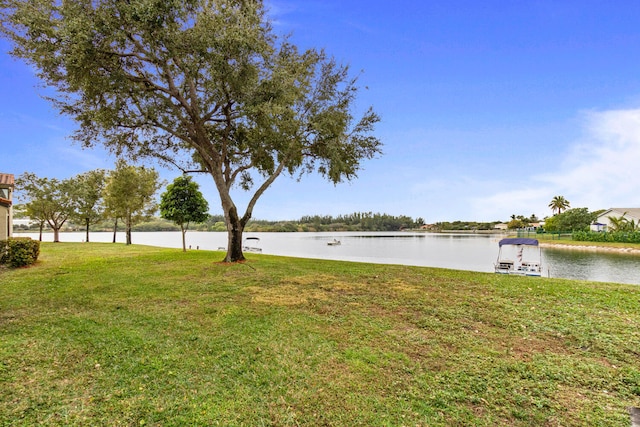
(15, 231), (640, 285)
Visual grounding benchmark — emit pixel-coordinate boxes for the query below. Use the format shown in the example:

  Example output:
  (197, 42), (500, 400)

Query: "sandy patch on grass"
(246, 275), (354, 306)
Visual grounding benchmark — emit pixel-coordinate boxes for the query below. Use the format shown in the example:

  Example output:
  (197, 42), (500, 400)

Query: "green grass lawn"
(1, 243), (639, 426)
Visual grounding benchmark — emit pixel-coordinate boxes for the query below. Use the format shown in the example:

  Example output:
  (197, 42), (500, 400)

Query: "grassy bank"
(1, 243), (639, 426)
(505, 233), (640, 255)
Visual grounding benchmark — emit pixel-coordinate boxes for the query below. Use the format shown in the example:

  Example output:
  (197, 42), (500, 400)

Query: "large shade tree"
(1, 0), (382, 262)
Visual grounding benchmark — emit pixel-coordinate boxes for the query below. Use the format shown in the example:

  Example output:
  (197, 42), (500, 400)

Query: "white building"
(591, 208), (640, 232)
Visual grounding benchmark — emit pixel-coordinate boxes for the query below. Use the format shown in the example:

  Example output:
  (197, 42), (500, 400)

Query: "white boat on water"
(494, 238), (542, 276)
(327, 239), (341, 246)
(243, 236), (262, 253)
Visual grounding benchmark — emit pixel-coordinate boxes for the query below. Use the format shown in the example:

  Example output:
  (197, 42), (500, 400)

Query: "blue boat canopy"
(498, 238), (539, 247)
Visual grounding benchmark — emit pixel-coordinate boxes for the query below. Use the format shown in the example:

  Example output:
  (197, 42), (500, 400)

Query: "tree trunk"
(181, 224), (187, 252)
(53, 227), (60, 243)
(38, 222), (44, 242)
(125, 214), (132, 245)
(217, 159), (284, 262)
(224, 205), (245, 262)
(85, 218), (90, 242)
(112, 218), (118, 243)
(225, 221), (245, 262)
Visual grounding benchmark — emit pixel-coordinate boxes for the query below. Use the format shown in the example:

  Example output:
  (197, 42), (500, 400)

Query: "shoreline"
(539, 241), (640, 255)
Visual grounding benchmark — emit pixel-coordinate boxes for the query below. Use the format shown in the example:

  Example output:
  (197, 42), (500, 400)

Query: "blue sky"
(3, 0), (640, 222)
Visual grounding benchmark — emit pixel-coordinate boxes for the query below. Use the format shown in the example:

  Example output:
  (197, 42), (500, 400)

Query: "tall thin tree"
(103, 161), (161, 245)
(70, 169), (106, 242)
(548, 196), (570, 215)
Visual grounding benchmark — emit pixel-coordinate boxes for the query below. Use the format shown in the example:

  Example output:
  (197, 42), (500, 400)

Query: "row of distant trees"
(197, 214), (426, 233)
(433, 221), (503, 231)
(17, 161), (161, 245)
(15, 164), (427, 245)
(16, 162), (210, 250)
(298, 213), (424, 231)
(22, 176), (631, 242)
(16, 205), (427, 236)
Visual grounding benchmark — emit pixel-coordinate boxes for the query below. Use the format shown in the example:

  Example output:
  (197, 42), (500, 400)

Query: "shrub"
(573, 230), (640, 244)
(0, 237), (40, 268)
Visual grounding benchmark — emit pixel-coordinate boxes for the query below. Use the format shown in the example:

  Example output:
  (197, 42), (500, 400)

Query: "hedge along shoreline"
(573, 230), (640, 244)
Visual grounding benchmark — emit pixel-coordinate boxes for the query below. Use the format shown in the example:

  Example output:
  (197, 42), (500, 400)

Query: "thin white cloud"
(264, 1), (307, 28)
(471, 187), (553, 221)
(55, 144), (115, 173)
(472, 108), (640, 220)
(539, 109), (640, 205)
(344, 20), (376, 35)
(0, 112), (69, 133)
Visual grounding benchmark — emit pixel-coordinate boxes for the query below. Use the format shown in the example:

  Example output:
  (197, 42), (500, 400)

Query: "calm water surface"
(17, 231), (640, 285)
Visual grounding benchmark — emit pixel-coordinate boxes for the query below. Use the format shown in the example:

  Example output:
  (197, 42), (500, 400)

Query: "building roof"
(0, 173), (14, 207)
(0, 173), (15, 187)
(598, 208), (640, 221)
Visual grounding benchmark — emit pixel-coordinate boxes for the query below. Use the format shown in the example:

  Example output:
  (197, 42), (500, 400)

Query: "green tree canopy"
(543, 207), (595, 233)
(507, 219), (525, 230)
(14, 174), (48, 239)
(1, 0), (382, 262)
(70, 169), (107, 242)
(103, 161), (161, 245)
(16, 172), (75, 242)
(160, 175), (209, 251)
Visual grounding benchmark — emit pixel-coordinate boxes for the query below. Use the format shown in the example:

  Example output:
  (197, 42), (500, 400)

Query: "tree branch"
(241, 160), (286, 226)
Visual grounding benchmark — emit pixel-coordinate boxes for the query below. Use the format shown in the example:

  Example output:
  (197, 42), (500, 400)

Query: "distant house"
(591, 208), (640, 232)
(494, 223), (508, 231)
(420, 224), (438, 231)
(0, 173), (15, 240)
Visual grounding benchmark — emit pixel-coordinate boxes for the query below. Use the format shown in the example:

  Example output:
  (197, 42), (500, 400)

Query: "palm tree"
(607, 213), (640, 232)
(548, 196), (570, 215)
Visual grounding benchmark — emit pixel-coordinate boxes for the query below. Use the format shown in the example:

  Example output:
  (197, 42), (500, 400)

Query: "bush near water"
(0, 237), (40, 268)
(573, 230), (640, 244)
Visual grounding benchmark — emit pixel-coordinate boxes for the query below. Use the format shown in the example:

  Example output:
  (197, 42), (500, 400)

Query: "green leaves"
(544, 208), (595, 233)
(549, 196), (571, 215)
(16, 172), (76, 240)
(159, 175), (209, 227)
(104, 160), (162, 243)
(3, 0), (381, 260)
